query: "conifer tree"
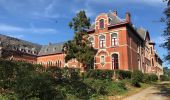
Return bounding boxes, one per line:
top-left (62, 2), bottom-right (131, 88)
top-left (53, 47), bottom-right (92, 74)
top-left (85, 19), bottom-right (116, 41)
top-left (162, 0), bottom-right (170, 62)
top-left (63, 10), bottom-right (96, 70)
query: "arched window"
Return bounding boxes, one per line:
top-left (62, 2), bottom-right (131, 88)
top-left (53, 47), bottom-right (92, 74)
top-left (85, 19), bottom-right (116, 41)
top-left (111, 53), bottom-right (119, 70)
top-left (99, 35), bottom-right (106, 48)
top-left (111, 33), bottom-right (118, 46)
top-left (89, 37), bottom-right (94, 47)
top-left (99, 19), bottom-right (104, 29)
top-left (100, 55), bottom-right (105, 66)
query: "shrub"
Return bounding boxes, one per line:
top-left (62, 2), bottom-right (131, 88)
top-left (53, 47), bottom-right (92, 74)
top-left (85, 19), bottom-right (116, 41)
top-left (116, 70), bottom-right (132, 79)
top-left (143, 74), bottom-right (151, 83)
top-left (160, 75), bottom-right (170, 81)
top-left (149, 74), bottom-right (158, 82)
top-left (83, 78), bottom-right (126, 96)
top-left (131, 70), bottom-right (143, 87)
top-left (85, 69), bottom-right (114, 80)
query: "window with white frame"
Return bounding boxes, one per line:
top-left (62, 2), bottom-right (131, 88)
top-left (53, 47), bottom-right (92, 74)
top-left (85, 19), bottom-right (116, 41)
top-left (100, 55), bottom-right (105, 65)
top-left (89, 37), bottom-right (94, 47)
top-left (111, 33), bottom-right (118, 46)
top-left (99, 35), bottom-right (106, 48)
top-left (99, 19), bottom-right (104, 29)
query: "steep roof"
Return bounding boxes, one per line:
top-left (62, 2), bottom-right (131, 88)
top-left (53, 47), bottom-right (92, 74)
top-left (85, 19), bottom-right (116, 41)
top-left (107, 11), bottom-right (124, 25)
top-left (89, 11), bottom-right (124, 30)
top-left (38, 42), bottom-right (65, 56)
top-left (0, 34), bottom-right (41, 55)
top-left (136, 28), bottom-right (147, 40)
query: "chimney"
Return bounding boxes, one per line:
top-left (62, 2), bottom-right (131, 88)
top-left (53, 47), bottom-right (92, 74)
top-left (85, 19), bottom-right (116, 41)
top-left (126, 12), bottom-right (131, 23)
top-left (113, 10), bottom-right (117, 16)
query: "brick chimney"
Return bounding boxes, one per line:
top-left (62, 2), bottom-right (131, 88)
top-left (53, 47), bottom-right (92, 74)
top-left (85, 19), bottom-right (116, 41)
top-left (126, 12), bottom-right (131, 23)
top-left (113, 10), bottom-right (117, 16)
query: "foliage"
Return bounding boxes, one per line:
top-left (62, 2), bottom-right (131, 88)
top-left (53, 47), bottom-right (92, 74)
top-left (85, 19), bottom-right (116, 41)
top-left (83, 78), bottom-right (127, 96)
top-left (143, 74), bottom-right (151, 83)
top-left (116, 70), bottom-right (132, 79)
top-left (0, 60), bottom-right (16, 90)
top-left (161, 0), bottom-right (170, 62)
top-left (160, 75), bottom-right (170, 81)
top-left (85, 69), bottom-right (114, 80)
top-left (149, 74), bottom-right (158, 82)
top-left (64, 10), bottom-right (96, 69)
top-left (163, 67), bottom-right (170, 76)
top-left (131, 70), bottom-right (143, 87)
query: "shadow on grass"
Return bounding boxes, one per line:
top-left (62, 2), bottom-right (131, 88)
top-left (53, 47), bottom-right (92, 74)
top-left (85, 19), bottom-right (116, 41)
top-left (152, 82), bottom-right (170, 98)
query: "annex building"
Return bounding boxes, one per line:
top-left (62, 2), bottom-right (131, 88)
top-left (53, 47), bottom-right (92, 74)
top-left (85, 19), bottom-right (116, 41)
top-left (0, 11), bottom-right (163, 76)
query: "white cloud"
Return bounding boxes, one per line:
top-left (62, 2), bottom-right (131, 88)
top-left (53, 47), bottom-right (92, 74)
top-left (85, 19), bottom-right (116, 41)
top-left (0, 24), bottom-right (58, 34)
top-left (86, 0), bottom-right (164, 6)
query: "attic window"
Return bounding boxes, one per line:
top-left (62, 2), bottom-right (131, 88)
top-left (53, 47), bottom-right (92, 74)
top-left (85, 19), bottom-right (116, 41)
top-left (108, 18), bottom-right (112, 24)
top-left (99, 19), bottom-right (104, 29)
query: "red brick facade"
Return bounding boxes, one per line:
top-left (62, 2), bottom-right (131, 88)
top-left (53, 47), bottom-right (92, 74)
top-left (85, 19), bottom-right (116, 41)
top-left (0, 11), bottom-right (163, 76)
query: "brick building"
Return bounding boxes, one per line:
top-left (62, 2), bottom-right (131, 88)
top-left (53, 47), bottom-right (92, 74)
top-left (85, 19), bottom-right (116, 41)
top-left (0, 11), bottom-right (163, 76)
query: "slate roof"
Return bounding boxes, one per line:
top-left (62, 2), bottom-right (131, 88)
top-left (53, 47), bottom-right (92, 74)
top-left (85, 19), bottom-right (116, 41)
top-left (90, 11), bottom-right (124, 30)
top-left (0, 34), bottom-right (42, 55)
top-left (136, 28), bottom-right (147, 40)
top-left (38, 42), bottom-right (65, 56)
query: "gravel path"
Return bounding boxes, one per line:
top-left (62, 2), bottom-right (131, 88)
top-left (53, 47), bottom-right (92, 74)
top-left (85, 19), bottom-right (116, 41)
top-left (123, 82), bottom-right (170, 100)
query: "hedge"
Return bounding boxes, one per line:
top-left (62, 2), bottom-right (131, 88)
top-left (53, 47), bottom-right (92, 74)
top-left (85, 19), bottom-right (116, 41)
top-left (85, 69), bottom-right (114, 80)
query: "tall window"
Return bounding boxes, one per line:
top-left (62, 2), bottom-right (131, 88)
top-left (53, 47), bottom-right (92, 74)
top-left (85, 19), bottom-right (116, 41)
top-left (100, 56), bottom-right (105, 65)
top-left (89, 37), bottom-right (94, 47)
top-left (111, 33), bottom-right (118, 46)
top-left (99, 19), bottom-right (104, 29)
top-left (151, 47), bottom-right (153, 54)
top-left (99, 35), bottom-right (106, 48)
top-left (112, 54), bottom-right (119, 70)
top-left (152, 58), bottom-right (154, 66)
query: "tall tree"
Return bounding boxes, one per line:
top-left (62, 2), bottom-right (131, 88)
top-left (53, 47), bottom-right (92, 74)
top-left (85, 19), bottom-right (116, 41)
top-left (63, 10), bottom-right (96, 71)
top-left (162, 0), bottom-right (170, 62)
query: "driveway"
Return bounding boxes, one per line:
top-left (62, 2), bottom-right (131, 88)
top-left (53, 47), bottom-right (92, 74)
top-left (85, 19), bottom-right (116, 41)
top-left (123, 82), bottom-right (170, 100)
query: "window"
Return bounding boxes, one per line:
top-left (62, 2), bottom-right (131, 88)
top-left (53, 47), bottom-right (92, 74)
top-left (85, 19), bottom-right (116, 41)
top-left (47, 61), bottom-right (52, 66)
top-left (89, 37), bottom-right (94, 47)
top-left (151, 47), bottom-right (153, 54)
top-left (112, 54), bottom-right (119, 70)
top-left (100, 56), bottom-right (105, 65)
top-left (111, 33), bottom-right (118, 46)
top-left (108, 18), bottom-right (112, 24)
top-left (99, 19), bottom-right (104, 29)
top-left (152, 58), bottom-right (154, 66)
top-left (137, 42), bottom-right (140, 53)
top-left (99, 35), bottom-right (106, 48)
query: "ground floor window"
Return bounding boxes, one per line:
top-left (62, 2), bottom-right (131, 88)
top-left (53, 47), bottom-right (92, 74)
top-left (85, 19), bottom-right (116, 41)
top-left (111, 53), bottom-right (119, 70)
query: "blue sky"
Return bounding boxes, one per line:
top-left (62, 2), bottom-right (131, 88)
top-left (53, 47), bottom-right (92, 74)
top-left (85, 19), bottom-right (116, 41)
top-left (0, 0), bottom-right (169, 67)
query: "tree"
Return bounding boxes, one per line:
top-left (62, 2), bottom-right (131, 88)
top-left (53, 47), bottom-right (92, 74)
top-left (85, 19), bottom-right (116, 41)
top-left (64, 10), bottom-right (96, 71)
top-left (162, 0), bottom-right (170, 62)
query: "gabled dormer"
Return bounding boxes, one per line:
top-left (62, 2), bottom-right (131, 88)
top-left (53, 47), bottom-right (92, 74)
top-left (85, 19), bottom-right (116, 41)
top-left (95, 13), bottom-right (108, 30)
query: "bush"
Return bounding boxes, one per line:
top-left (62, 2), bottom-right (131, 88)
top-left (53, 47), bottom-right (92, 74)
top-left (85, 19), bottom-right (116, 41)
top-left (160, 75), bottom-right (170, 81)
top-left (131, 70), bottom-right (143, 87)
top-left (149, 74), bottom-right (158, 82)
top-left (85, 69), bottom-right (113, 80)
top-left (143, 74), bottom-right (151, 83)
top-left (83, 78), bottom-right (126, 96)
top-left (116, 70), bottom-right (132, 79)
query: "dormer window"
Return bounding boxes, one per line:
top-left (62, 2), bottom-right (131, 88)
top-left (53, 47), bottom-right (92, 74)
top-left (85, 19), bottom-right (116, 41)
top-left (99, 19), bottom-right (104, 29)
top-left (108, 18), bottom-right (112, 24)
